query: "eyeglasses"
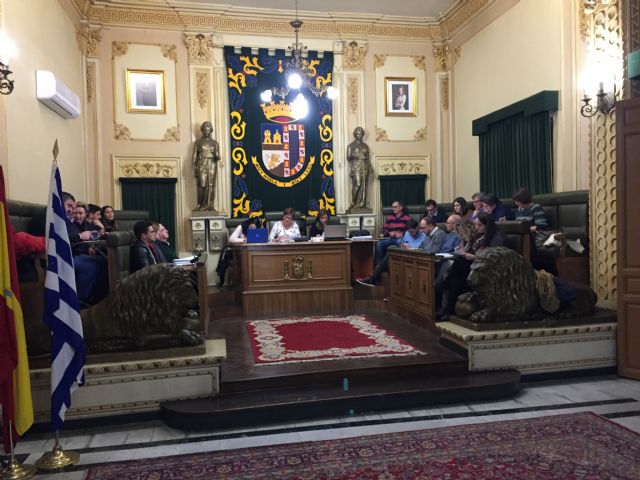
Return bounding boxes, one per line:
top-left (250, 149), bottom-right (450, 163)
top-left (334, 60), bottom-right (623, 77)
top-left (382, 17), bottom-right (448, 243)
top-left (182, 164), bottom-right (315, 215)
top-left (392, 204), bottom-right (401, 209)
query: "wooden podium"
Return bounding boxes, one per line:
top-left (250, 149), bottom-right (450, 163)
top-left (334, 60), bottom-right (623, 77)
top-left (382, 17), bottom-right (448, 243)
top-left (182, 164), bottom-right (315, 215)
top-left (232, 241), bottom-right (354, 317)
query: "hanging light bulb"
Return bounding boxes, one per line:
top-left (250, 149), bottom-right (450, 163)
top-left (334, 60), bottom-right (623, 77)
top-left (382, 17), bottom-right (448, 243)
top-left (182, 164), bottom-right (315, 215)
top-left (287, 72), bottom-right (303, 89)
top-left (326, 86), bottom-right (339, 100)
top-left (291, 92), bottom-right (309, 119)
top-left (260, 89), bottom-right (273, 102)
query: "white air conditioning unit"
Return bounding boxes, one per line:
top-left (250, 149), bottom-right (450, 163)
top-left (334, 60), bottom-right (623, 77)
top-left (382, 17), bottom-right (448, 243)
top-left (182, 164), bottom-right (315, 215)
top-left (36, 70), bottom-right (81, 119)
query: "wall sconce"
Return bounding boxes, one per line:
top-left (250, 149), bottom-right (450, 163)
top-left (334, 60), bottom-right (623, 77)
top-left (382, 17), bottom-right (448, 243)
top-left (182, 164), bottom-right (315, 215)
top-left (580, 83), bottom-right (616, 117)
top-left (0, 31), bottom-right (16, 95)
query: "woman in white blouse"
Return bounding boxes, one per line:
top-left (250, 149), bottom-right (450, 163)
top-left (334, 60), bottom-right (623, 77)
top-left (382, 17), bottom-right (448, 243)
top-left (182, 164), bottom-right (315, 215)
top-left (229, 217), bottom-right (262, 243)
top-left (269, 207), bottom-right (300, 242)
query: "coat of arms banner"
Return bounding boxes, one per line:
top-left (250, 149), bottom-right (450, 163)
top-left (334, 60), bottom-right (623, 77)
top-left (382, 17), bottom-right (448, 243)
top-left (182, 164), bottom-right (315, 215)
top-left (224, 46), bottom-right (335, 218)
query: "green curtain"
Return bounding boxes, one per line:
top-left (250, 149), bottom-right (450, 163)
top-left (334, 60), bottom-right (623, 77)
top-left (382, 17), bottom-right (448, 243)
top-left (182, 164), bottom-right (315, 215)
top-left (479, 111), bottom-right (553, 198)
top-left (379, 175), bottom-right (427, 208)
top-left (120, 178), bottom-right (177, 245)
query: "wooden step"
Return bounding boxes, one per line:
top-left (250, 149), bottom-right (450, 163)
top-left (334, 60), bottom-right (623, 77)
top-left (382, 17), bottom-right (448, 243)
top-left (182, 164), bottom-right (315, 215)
top-left (161, 369), bottom-right (521, 431)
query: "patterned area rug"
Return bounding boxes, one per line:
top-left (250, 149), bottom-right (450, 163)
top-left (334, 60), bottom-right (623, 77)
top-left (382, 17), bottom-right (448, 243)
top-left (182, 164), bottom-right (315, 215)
top-left (245, 315), bottom-right (422, 365)
top-left (85, 412), bottom-right (640, 479)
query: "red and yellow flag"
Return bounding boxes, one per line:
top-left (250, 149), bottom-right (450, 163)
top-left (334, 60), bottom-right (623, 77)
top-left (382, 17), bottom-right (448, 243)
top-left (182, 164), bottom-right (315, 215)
top-left (0, 166), bottom-right (33, 453)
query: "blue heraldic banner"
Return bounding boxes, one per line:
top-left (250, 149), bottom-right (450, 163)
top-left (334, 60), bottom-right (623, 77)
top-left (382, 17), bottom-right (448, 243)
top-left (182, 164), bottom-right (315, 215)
top-left (224, 46), bottom-right (335, 219)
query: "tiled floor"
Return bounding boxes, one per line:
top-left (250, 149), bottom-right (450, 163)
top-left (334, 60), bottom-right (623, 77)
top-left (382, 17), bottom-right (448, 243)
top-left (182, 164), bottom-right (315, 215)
top-left (4, 374), bottom-right (640, 479)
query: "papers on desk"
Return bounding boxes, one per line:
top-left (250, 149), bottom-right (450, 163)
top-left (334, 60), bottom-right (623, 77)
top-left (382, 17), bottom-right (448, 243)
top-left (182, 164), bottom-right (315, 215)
top-left (435, 253), bottom-right (454, 259)
top-left (350, 235), bottom-right (373, 241)
top-left (173, 255), bottom-right (195, 265)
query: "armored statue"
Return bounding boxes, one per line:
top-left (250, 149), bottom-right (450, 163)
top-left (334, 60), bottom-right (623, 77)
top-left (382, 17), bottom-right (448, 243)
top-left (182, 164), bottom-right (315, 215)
top-left (193, 121), bottom-right (221, 211)
top-left (346, 127), bottom-right (372, 212)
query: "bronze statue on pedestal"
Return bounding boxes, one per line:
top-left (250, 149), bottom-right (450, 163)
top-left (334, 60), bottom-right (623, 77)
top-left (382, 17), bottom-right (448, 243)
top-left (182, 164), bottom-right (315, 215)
top-left (347, 126), bottom-right (372, 213)
top-left (193, 121), bottom-right (221, 212)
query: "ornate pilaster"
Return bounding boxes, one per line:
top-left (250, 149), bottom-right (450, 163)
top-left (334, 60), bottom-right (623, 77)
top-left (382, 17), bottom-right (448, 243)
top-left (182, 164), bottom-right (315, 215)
top-left (433, 42), bottom-right (452, 72)
top-left (622, 0), bottom-right (640, 97)
top-left (184, 33), bottom-right (214, 65)
top-left (582, 0), bottom-right (622, 304)
top-left (76, 24), bottom-right (102, 58)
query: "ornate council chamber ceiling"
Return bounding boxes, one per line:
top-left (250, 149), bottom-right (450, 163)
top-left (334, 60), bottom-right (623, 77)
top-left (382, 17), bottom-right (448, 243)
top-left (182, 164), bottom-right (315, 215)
top-left (88, 0), bottom-right (460, 20)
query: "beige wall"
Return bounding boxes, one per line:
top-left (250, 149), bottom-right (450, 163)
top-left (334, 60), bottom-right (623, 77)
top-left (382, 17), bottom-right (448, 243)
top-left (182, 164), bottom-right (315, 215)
top-left (4, 0), bottom-right (84, 201)
top-left (452, 0), bottom-right (564, 198)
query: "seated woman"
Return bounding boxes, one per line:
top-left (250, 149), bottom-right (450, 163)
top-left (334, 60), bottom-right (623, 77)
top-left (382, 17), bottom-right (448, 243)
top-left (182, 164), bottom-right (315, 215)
top-left (452, 197), bottom-right (470, 219)
top-left (440, 213), bottom-right (506, 319)
top-left (229, 217), bottom-right (262, 244)
top-left (101, 205), bottom-right (118, 232)
top-left (512, 187), bottom-right (550, 248)
top-left (269, 207), bottom-right (300, 243)
top-left (309, 209), bottom-right (330, 237)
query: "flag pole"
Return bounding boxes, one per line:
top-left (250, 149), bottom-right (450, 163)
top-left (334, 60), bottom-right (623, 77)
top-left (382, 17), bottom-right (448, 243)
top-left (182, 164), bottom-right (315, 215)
top-left (0, 421), bottom-right (36, 480)
top-left (34, 140), bottom-right (82, 472)
top-left (34, 431), bottom-right (79, 471)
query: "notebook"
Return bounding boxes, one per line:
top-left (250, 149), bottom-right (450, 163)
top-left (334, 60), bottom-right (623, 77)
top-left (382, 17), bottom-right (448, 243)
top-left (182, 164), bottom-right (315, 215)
top-left (324, 223), bottom-right (347, 241)
top-left (247, 228), bottom-right (269, 243)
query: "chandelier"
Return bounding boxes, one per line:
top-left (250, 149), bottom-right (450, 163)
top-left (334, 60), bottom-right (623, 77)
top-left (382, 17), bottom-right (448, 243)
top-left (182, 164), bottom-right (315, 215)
top-left (260, 0), bottom-right (337, 118)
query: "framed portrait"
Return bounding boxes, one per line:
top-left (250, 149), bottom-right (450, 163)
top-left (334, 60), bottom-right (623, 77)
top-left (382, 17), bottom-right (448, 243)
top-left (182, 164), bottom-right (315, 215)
top-left (125, 69), bottom-right (166, 113)
top-left (385, 77), bottom-right (417, 117)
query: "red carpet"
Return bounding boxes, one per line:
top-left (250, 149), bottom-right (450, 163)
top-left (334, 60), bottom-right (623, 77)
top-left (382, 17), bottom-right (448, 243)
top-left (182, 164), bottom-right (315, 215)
top-left (246, 315), bottom-right (422, 365)
top-left (86, 412), bottom-right (640, 479)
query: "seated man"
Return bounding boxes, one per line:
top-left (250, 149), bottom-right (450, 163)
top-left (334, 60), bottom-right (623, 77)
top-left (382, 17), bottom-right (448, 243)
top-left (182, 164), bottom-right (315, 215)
top-left (481, 193), bottom-right (515, 222)
top-left (440, 214), bottom-right (462, 254)
top-left (153, 222), bottom-right (177, 262)
top-left (424, 199), bottom-right (448, 223)
top-left (62, 192), bottom-right (108, 306)
top-left (419, 216), bottom-right (446, 254)
top-left (375, 200), bottom-right (412, 264)
top-left (130, 220), bottom-right (166, 274)
top-left (87, 203), bottom-right (106, 233)
top-left (357, 219), bottom-right (424, 286)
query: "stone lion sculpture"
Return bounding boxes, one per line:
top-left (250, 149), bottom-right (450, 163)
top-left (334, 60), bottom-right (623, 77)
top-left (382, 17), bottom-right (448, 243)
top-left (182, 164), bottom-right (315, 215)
top-left (454, 247), bottom-right (597, 324)
top-left (26, 263), bottom-right (204, 355)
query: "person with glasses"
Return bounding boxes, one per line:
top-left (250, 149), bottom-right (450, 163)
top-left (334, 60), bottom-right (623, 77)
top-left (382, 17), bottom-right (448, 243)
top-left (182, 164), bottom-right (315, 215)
top-left (452, 197), bottom-right (470, 219)
top-left (440, 214), bottom-right (462, 253)
top-left (424, 199), bottom-right (447, 223)
top-left (375, 200), bottom-right (412, 264)
top-left (419, 216), bottom-right (446, 254)
top-left (470, 192), bottom-right (484, 221)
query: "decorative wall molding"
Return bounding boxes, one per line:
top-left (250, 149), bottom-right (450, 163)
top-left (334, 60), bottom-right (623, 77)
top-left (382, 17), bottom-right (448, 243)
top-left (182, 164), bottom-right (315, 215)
top-left (86, 62), bottom-right (96, 103)
top-left (118, 160), bottom-right (176, 178)
top-left (161, 44), bottom-right (178, 62)
top-left (440, 0), bottom-right (491, 37)
top-left (196, 72), bottom-right (209, 109)
top-left (184, 33), bottom-right (214, 64)
top-left (454, 46), bottom-right (461, 64)
top-left (583, 0), bottom-right (621, 303)
top-left (163, 126), bottom-right (180, 142)
top-left (413, 127), bottom-right (428, 142)
top-left (75, 24), bottom-right (102, 58)
top-left (112, 41), bottom-right (129, 58)
top-left (375, 155), bottom-right (429, 175)
top-left (343, 41), bottom-right (367, 70)
top-left (375, 126), bottom-right (389, 142)
top-left (114, 122), bottom-right (131, 140)
top-left (373, 54), bottom-right (387, 69)
top-left (412, 55), bottom-right (426, 71)
top-left (347, 77), bottom-right (359, 114)
top-left (433, 43), bottom-right (452, 72)
top-left (441, 76), bottom-right (449, 111)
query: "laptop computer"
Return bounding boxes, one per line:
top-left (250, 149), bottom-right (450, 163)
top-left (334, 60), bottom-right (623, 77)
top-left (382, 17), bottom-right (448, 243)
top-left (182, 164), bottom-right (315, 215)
top-left (324, 223), bottom-right (347, 241)
top-left (247, 228), bottom-right (269, 243)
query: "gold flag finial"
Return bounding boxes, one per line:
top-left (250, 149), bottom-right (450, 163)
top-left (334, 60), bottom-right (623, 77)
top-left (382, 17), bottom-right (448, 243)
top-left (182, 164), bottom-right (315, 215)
top-left (52, 140), bottom-right (59, 161)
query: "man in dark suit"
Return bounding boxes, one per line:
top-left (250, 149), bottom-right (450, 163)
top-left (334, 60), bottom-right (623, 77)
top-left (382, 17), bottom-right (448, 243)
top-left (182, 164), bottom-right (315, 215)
top-left (425, 199), bottom-right (448, 224)
top-left (130, 220), bottom-right (166, 274)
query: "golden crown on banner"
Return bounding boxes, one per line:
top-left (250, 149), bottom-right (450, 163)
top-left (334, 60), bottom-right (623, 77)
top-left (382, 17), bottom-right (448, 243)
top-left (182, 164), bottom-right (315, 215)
top-left (260, 100), bottom-right (295, 124)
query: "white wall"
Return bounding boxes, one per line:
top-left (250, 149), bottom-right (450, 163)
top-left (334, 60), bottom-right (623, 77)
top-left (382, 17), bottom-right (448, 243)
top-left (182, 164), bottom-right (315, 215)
top-left (4, 0), bottom-right (84, 202)
top-left (452, 0), bottom-right (562, 197)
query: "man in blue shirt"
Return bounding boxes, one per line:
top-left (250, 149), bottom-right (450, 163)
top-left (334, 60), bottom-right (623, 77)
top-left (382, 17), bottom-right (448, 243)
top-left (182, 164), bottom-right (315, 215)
top-left (439, 214), bottom-right (462, 253)
top-left (357, 219), bottom-right (423, 286)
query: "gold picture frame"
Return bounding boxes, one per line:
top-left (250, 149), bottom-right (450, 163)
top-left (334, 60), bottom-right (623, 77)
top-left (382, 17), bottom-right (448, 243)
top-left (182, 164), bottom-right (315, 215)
top-left (385, 77), bottom-right (417, 117)
top-left (125, 69), bottom-right (166, 113)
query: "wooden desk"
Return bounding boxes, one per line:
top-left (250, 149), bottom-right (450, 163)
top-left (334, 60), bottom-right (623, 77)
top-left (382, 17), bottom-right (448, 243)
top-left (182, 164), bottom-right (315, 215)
top-left (232, 241), bottom-right (353, 317)
top-left (388, 248), bottom-right (438, 327)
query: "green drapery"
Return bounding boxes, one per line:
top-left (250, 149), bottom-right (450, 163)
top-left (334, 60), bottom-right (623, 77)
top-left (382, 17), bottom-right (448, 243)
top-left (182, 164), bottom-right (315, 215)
top-left (224, 46), bottom-right (335, 218)
top-left (378, 175), bottom-right (428, 208)
top-left (474, 91), bottom-right (556, 198)
top-left (120, 178), bottom-right (177, 245)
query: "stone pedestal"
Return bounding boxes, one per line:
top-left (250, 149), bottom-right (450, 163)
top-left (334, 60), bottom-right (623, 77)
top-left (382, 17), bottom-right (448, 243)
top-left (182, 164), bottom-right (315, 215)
top-left (436, 322), bottom-right (616, 374)
top-left (30, 339), bottom-right (226, 422)
top-left (343, 213), bottom-right (376, 236)
top-left (190, 214), bottom-right (227, 285)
